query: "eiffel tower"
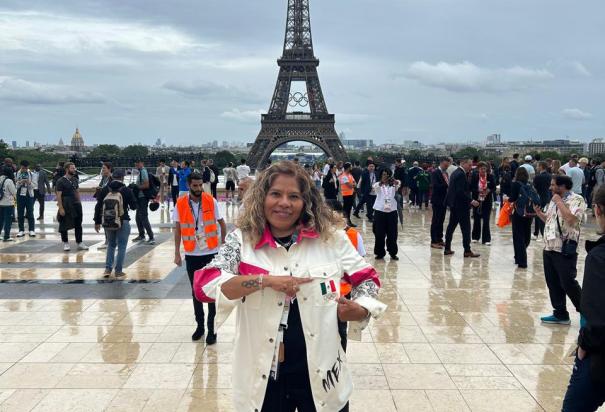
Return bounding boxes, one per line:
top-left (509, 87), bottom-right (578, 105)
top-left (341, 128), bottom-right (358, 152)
top-left (247, 0), bottom-right (348, 169)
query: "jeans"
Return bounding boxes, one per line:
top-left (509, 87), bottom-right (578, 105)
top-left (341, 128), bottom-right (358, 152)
top-left (444, 206), bottom-right (471, 252)
top-left (543, 250), bottom-right (581, 320)
top-left (105, 221), bottom-right (131, 273)
top-left (0, 206), bottom-right (13, 239)
top-left (562, 354), bottom-right (605, 411)
top-left (534, 215), bottom-right (545, 237)
top-left (34, 190), bottom-right (45, 218)
top-left (135, 197), bottom-right (154, 239)
top-left (16, 195), bottom-right (35, 232)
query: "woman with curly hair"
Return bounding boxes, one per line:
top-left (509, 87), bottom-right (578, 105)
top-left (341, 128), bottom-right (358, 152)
top-left (194, 161), bottom-right (385, 412)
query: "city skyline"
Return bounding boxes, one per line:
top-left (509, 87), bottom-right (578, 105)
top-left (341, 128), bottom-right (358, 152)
top-left (1, 0), bottom-right (603, 145)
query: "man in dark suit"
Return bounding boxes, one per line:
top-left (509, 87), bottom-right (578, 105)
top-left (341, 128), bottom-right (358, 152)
top-left (444, 158), bottom-right (480, 257)
top-left (168, 160), bottom-right (180, 208)
top-left (430, 158), bottom-right (451, 248)
top-left (353, 162), bottom-right (378, 221)
top-left (532, 161), bottom-right (552, 238)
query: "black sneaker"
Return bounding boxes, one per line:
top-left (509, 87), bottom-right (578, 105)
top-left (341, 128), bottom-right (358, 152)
top-left (352, 211), bottom-right (360, 219)
top-left (347, 221), bottom-right (357, 228)
top-left (206, 332), bottom-right (217, 345)
top-left (132, 236), bottom-right (145, 242)
top-left (192, 326), bottom-right (205, 341)
top-left (390, 255), bottom-right (399, 261)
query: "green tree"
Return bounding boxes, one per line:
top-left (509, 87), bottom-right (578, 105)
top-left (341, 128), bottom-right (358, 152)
top-left (0, 141), bottom-right (10, 160)
top-left (453, 146), bottom-right (484, 160)
top-left (212, 150), bottom-right (237, 170)
top-left (121, 145), bottom-right (149, 159)
top-left (87, 144), bottom-right (122, 159)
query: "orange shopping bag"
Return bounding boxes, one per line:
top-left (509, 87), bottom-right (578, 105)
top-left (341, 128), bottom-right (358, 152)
top-left (497, 201), bottom-right (512, 228)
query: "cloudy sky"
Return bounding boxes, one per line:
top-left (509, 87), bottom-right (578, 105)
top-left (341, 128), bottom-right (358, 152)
top-left (0, 0), bottom-right (603, 146)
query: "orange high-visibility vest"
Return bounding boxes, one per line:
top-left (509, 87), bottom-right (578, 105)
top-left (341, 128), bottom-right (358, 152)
top-left (176, 193), bottom-right (219, 252)
top-left (340, 227), bottom-right (360, 296)
top-left (345, 227), bottom-right (359, 251)
top-left (338, 173), bottom-right (354, 196)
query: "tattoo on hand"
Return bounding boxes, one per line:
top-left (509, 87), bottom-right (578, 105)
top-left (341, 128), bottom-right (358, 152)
top-left (242, 279), bottom-right (260, 289)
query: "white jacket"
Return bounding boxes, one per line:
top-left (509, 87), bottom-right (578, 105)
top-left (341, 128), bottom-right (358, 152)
top-left (195, 226), bottom-right (386, 412)
top-left (0, 176), bottom-right (17, 206)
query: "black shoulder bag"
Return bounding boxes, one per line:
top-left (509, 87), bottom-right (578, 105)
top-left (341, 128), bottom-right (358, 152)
top-left (556, 210), bottom-right (579, 257)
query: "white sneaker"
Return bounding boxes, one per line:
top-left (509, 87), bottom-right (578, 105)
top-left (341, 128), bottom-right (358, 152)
top-left (16, 231), bottom-right (25, 237)
top-left (63, 243), bottom-right (71, 251)
top-left (29, 231), bottom-right (36, 237)
top-left (531, 235), bottom-right (538, 240)
top-left (77, 243), bottom-right (89, 251)
top-left (485, 242), bottom-right (491, 246)
top-left (98, 243), bottom-right (108, 250)
top-left (472, 239), bottom-right (478, 243)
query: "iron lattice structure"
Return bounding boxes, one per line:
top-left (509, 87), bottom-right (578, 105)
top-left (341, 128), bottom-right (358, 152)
top-left (247, 0), bottom-right (347, 169)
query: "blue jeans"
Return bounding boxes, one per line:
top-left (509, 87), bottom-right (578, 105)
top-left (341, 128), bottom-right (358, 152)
top-left (105, 221), bottom-right (131, 273)
top-left (562, 353), bottom-right (605, 411)
top-left (17, 195), bottom-right (34, 232)
top-left (0, 206), bottom-right (13, 239)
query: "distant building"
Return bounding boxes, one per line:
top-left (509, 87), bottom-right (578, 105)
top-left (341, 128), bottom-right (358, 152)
top-left (11, 141), bottom-right (17, 149)
top-left (58, 138), bottom-right (65, 146)
top-left (70, 128), bottom-right (85, 152)
top-left (155, 138), bottom-right (162, 147)
top-left (589, 139), bottom-right (605, 157)
top-left (342, 139), bottom-right (374, 149)
top-left (25, 141), bottom-right (30, 147)
top-left (485, 134), bottom-right (501, 145)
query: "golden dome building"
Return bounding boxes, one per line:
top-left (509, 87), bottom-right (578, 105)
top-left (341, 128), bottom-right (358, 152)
top-left (70, 128), bottom-right (85, 152)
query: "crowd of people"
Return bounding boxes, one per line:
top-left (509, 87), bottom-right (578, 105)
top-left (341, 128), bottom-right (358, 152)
top-left (2, 152), bottom-right (605, 410)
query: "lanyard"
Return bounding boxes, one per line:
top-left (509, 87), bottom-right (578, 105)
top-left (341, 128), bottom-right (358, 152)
top-left (188, 196), bottom-right (202, 232)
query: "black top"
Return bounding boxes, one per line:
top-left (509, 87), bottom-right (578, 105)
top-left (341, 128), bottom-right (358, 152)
top-left (393, 166), bottom-right (406, 187)
top-left (322, 173), bottom-right (339, 200)
top-left (351, 166), bottom-right (362, 184)
top-left (406, 166), bottom-right (422, 189)
top-left (169, 167), bottom-right (180, 187)
top-left (358, 169), bottom-right (378, 195)
top-left (93, 181), bottom-right (138, 223)
top-left (445, 167), bottom-right (471, 210)
top-left (579, 235), bottom-right (605, 385)
top-left (510, 160), bottom-right (519, 176)
top-left (470, 173), bottom-right (497, 205)
top-left (533, 171), bottom-right (552, 206)
top-left (210, 165), bottom-right (220, 184)
top-left (430, 167), bottom-right (448, 206)
top-left (55, 176), bottom-right (79, 198)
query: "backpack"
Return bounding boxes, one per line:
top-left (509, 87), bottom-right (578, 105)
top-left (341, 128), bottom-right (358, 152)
top-left (143, 173), bottom-right (161, 199)
top-left (102, 190), bottom-right (124, 230)
top-left (515, 183), bottom-right (541, 218)
top-left (0, 176), bottom-right (6, 201)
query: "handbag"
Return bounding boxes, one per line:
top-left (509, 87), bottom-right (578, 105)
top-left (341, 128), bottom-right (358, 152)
top-left (556, 212), bottom-right (578, 257)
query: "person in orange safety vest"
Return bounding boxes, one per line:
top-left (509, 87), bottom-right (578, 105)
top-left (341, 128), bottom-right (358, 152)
top-left (174, 172), bottom-right (226, 345)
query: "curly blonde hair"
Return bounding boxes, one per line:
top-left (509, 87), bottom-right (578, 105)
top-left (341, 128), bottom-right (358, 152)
top-left (237, 161), bottom-right (340, 245)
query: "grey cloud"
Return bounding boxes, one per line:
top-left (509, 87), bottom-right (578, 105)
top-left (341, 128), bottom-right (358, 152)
top-left (162, 80), bottom-right (264, 104)
top-left (0, 77), bottom-right (106, 105)
top-left (404, 61), bottom-right (554, 94)
top-left (562, 108), bottom-right (593, 121)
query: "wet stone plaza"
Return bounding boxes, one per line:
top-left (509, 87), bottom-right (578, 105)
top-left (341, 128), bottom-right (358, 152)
top-left (0, 201), bottom-right (600, 411)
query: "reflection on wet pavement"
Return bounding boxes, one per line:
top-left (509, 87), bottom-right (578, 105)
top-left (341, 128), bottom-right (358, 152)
top-left (0, 205), bottom-right (600, 411)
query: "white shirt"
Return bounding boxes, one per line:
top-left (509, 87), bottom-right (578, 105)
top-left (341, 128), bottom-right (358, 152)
top-left (30, 171), bottom-right (39, 191)
top-left (172, 196), bottom-right (223, 256)
top-left (236, 164), bottom-right (250, 180)
top-left (197, 228), bottom-right (386, 412)
top-left (566, 166), bottom-right (585, 194)
top-left (372, 181), bottom-right (400, 213)
top-left (322, 164), bottom-right (331, 176)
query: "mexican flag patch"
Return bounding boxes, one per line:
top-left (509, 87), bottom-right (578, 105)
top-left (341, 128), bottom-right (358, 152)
top-left (320, 279), bottom-right (337, 295)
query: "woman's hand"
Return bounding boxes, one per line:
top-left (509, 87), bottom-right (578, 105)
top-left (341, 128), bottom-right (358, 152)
top-left (266, 276), bottom-right (313, 297)
top-left (578, 346), bottom-right (587, 360)
top-left (337, 297), bottom-right (369, 321)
